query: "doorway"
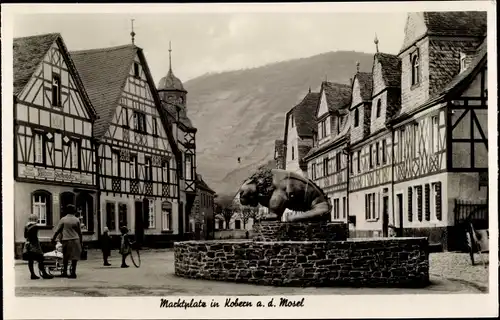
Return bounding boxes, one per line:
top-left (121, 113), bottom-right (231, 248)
top-left (382, 196), bottom-right (389, 237)
top-left (397, 194), bottom-right (404, 237)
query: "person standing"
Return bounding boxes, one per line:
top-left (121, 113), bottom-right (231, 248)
top-left (101, 227), bottom-right (112, 266)
top-left (51, 204), bottom-right (83, 278)
top-left (23, 214), bottom-right (53, 280)
top-left (119, 226), bottom-right (131, 268)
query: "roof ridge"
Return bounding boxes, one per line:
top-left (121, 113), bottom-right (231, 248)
top-left (14, 32), bottom-right (60, 41)
top-left (70, 44), bottom-right (137, 55)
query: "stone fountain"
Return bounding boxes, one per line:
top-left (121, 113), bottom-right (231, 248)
top-left (174, 168), bottom-right (429, 287)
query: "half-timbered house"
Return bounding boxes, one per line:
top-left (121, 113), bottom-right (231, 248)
top-left (348, 54), bottom-right (401, 238)
top-left (13, 33), bottom-right (98, 256)
top-left (387, 11), bottom-right (487, 250)
top-left (282, 90), bottom-right (320, 177)
top-left (190, 174), bottom-right (217, 240)
top-left (303, 81), bottom-right (352, 222)
top-left (157, 45), bottom-right (198, 238)
top-left (71, 43), bottom-right (182, 246)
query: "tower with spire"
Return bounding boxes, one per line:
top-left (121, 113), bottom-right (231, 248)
top-left (157, 41), bottom-right (188, 107)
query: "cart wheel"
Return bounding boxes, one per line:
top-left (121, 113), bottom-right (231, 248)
top-left (46, 267), bottom-right (53, 276)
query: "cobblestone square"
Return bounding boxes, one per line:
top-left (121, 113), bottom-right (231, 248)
top-left (15, 249), bottom-right (489, 296)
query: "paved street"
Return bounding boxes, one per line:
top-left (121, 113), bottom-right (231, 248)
top-left (15, 249), bottom-right (489, 296)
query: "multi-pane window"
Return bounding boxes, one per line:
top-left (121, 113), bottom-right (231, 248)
top-left (185, 154), bottom-right (193, 180)
top-left (124, 108), bottom-right (129, 127)
top-left (365, 193), bottom-right (376, 220)
top-left (162, 160), bottom-right (170, 183)
top-left (32, 192), bottom-right (48, 225)
top-left (323, 157), bottom-right (329, 176)
top-left (148, 199), bottom-right (155, 228)
top-left (411, 50), bottom-right (420, 86)
top-left (133, 111), bottom-right (147, 133)
top-left (400, 129), bottom-right (406, 161)
top-left (431, 116), bottom-right (439, 153)
top-left (162, 206), bottom-right (171, 231)
top-left (112, 151), bottom-right (120, 176)
top-left (311, 163), bottom-right (317, 180)
top-left (375, 142), bottom-right (380, 166)
top-left (34, 133), bottom-right (44, 164)
top-left (106, 202), bottom-right (116, 231)
top-left (118, 203), bottom-right (128, 227)
top-left (71, 141), bottom-right (80, 169)
top-left (321, 120), bottom-right (327, 138)
top-left (51, 74), bottom-right (61, 107)
top-left (333, 198), bottom-right (340, 220)
top-left (129, 156), bottom-right (137, 179)
top-left (350, 152), bottom-right (354, 174)
top-left (145, 157), bottom-right (152, 181)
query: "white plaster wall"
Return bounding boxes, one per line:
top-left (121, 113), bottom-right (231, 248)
top-left (349, 184), bottom-right (391, 232)
top-left (14, 182), bottom-right (98, 243)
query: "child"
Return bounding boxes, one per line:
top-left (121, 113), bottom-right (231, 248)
top-left (44, 241), bottom-right (64, 259)
top-left (23, 214), bottom-right (53, 279)
top-left (119, 226), bottom-right (131, 268)
top-left (101, 227), bottom-right (111, 266)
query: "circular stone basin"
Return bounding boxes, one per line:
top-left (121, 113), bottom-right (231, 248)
top-left (174, 221), bottom-right (429, 288)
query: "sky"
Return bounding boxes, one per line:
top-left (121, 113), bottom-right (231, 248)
top-left (13, 12), bottom-right (407, 84)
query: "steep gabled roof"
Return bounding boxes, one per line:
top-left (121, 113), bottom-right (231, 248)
top-left (374, 53), bottom-right (401, 88)
top-left (71, 44), bottom-right (137, 138)
top-left (196, 174), bottom-right (216, 194)
top-left (319, 81), bottom-right (352, 114)
top-left (14, 33), bottom-right (97, 120)
top-left (13, 33), bottom-right (59, 95)
top-left (355, 72), bottom-right (373, 101)
top-left (287, 91), bottom-right (321, 138)
top-left (424, 11), bottom-right (487, 37)
top-left (71, 44), bottom-right (181, 158)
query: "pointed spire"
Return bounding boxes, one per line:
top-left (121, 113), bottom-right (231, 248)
top-left (168, 41), bottom-right (172, 72)
top-left (356, 61), bottom-right (360, 73)
top-left (374, 33), bottom-right (379, 53)
top-left (130, 19), bottom-right (136, 45)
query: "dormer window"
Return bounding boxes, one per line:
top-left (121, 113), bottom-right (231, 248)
top-left (51, 74), bottom-right (61, 107)
top-left (290, 114), bottom-right (294, 128)
top-left (354, 108), bottom-right (360, 127)
top-left (411, 50), bottom-right (420, 86)
top-left (337, 117), bottom-right (341, 134)
top-left (376, 100), bottom-right (381, 118)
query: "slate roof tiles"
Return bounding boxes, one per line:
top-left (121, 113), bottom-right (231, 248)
top-left (355, 72), bottom-right (373, 101)
top-left (424, 11), bottom-right (487, 37)
top-left (71, 44), bottom-right (138, 138)
top-left (375, 53), bottom-right (401, 88)
top-left (13, 33), bottom-right (60, 96)
top-left (322, 82), bottom-right (352, 113)
top-left (290, 91), bottom-right (321, 138)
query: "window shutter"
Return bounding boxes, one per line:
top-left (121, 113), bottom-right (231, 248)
top-left (408, 187), bottom-right (413, 222)
top-left (365, 194), bottom-right (368, 220)
top-left (417, 186), bottom-right (423, 221)
top-left (424, 184), bottom-right (430, 221)
top-left (435, 182), bottom-right (442, 221)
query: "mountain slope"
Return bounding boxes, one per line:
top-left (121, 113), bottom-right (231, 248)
top-left (185, 50), bottom-right (374, 196)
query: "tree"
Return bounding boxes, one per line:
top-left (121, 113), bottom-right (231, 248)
top-left (240, 206), bottom-right (259, 229)
top-left (215, 194), bottom-right (235, 229)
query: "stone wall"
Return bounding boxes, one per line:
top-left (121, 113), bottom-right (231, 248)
top-left (252, 221), bottom-right (347, 242)
top-left (174, 237), bottom-right (430, 287)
